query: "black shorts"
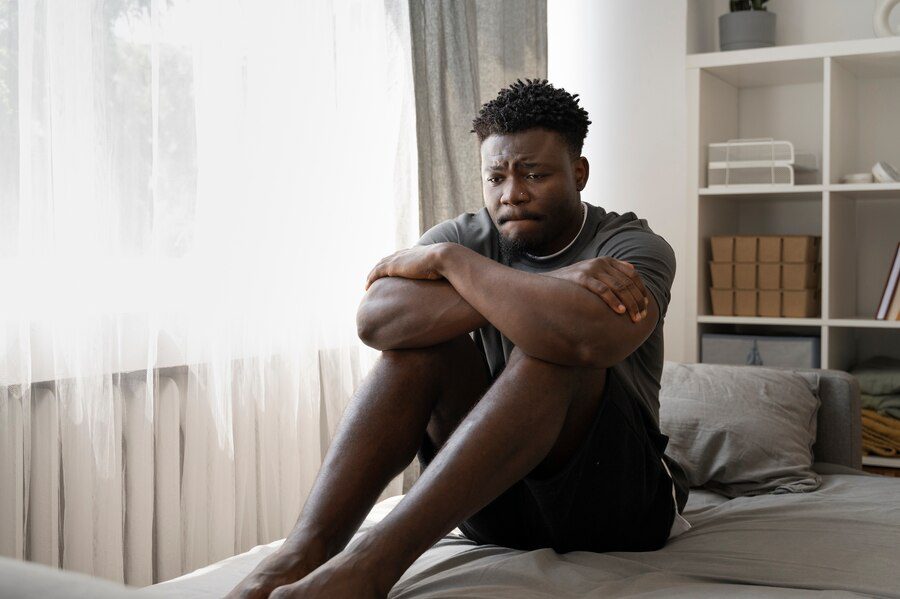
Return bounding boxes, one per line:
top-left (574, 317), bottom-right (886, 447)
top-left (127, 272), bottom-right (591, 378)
top-left (417, 369), bottom-right (677, 554)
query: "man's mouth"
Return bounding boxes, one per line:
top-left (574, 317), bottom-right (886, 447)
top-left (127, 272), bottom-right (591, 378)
top-left (500, 214), bottom-right (542, 224)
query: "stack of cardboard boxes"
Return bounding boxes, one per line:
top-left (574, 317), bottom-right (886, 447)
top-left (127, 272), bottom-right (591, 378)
top-left (709, 235), bottom-right (820, 317)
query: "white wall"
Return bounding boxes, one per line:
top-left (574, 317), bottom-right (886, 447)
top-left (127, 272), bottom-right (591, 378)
top-left (548, 0), bottom-right (692, 362)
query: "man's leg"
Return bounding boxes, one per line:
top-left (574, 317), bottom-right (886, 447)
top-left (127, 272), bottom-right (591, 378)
top-left (228, 334), bottom-right (492, 598)
top-left (272, 346), bottom-right (607, 598)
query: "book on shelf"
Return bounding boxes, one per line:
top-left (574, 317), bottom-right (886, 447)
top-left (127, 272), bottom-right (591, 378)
top-left (888, 281), bottom-right (900, 320)
top-left (876, 242), bottom-right (900, 320)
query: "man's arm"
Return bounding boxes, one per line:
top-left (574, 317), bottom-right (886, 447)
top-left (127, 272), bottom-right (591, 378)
top-left (361, 243), bottom-right (656, 368)
top-left (433, 243), bottom-right (657, 368)
top-left (356, 278), bottom-right (487, 350)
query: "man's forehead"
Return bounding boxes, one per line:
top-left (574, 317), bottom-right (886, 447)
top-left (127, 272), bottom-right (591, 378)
top-left (480, 131), bottom-right (564, 166)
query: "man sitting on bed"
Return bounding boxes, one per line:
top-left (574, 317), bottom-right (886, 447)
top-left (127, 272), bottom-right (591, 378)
top-left (229, 79), bottom-right (690, 599)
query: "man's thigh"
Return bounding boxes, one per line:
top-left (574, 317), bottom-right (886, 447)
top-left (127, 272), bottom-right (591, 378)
top-left (422, 340), bottom-right (603, 473)
top-left (450, 368), bottom-right (675, 553)
top-left (419, 334), bottom-right (492, 452)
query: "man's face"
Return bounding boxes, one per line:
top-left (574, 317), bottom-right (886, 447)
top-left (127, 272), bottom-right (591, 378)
top-left (481, 128), bottom-right (588, 258)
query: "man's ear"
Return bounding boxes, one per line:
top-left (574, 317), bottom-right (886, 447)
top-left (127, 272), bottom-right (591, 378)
top-left (574, 156), bottom-right (589, 192)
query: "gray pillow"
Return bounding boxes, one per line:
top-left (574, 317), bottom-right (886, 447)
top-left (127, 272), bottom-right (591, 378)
top-left (659, 362), bottom-right (821, 498)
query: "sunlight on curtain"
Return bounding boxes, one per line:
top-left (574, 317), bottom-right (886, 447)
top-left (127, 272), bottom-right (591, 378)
top-left (0, 0), bottom-right (418, 584)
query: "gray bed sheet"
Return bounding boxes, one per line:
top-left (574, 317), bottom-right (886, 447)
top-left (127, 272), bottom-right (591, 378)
top-left (142, 472), bottom-right (900, 598)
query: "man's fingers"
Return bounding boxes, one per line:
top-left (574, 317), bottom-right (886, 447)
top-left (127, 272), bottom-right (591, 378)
top-left (365, 261), bottom-right (388, 290)
top-left (599, 263), bottom-right (647, 321)
top-left (592, 266), bottom-right (644, 321)
top-left (588, 276), bottom-right (642, 321)
top-left (584, 276), bottom-right (627, 314)
top-left (608, 276), bottom-right (645, 321)
top-left (610, 260), bottom-right (650, 310)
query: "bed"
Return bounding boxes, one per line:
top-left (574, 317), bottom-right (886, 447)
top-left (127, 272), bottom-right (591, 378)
top-left (2, 365), bottom-right (899, 598)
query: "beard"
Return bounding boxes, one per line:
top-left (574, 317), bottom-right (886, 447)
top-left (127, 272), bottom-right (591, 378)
top-left (497, 216), bottom-right (564, 262)
top-left (498, 226), bottom-right (554, 262)
top-left (498, 233), bottom-right (529, 262)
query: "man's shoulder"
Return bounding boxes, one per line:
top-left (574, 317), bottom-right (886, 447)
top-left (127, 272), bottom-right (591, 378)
top-left (417, 208), bottom-right (496, 253)
top-left (587, 206), bottom-right (674, 261)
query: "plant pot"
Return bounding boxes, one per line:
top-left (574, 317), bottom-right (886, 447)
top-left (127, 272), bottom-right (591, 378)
top-left (719, 10), bottom-right (776, 51)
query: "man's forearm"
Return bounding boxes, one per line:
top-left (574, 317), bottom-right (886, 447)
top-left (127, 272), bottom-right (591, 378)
top-left (434, 243), bottom-right (641, 368)
top-left (357, 277), bottom-right (488, 350)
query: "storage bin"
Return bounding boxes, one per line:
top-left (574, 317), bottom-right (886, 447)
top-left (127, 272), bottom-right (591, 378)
top-left (709, 286), bottom-right (819, 317)
top-left (735, 236), bottom-right (758, 262)
top-left (757, 263), bottom-right (819, 290)
top-left (759, 236), bottom-right (782, 262)
top-left (758, 290), bottom-right (781, 317)
top-left (758, 263), bottom-right (781, 289)
top-left (701, 333), bottom-right (820, 368)
top-left (710, 288), bottom-right (734, 316)
top-left (783, 289), bottom-right (819, 317)
top-left (783, 236), bottom-right (819, 263)
top-left (711, 236), bottom-right (734, 262)
top-left (782, 263), bottom-right (818, 289)
top-left (708, 139), bottom-right (796, 163)
top-left (734, 263), bottom-right (758, 289)
top-left (735, 290), bottom-right (757, 316)
top-left (707, 164), bottom-right (795, 186)
top-left (706, 139), bottom-right (818, 187)
top-left (709, 262), bottom-right (734, 289)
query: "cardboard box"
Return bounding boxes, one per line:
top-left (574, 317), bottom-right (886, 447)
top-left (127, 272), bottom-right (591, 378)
top-left (783, 289), bottom-right (819, 317)
top-left (759, 236), bottom-right (782, 262)
top-left (735, 236), bottom-right (758, 262)
top-left (735, 290), bottom-right (757, 316)
top-left (710, 236), bottom-right (734, 262)
top-left (759, 290), bottom-right (781, 317)
top-left (782, 263), bottom-right (818, 290)
top-left (709, 262), bottom-right (734, 289)
top-left (782, 236), bottom-right (819, 263)
top-left (758, 263), bottom-right (781, 289)
top-left (709, 288), bottom-right (734, 316)
top-left (734, 263), bottom-right (758, 289)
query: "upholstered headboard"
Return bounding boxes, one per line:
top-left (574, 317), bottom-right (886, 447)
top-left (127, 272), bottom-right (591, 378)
top-left (789, 367), bottom-right (862, 470)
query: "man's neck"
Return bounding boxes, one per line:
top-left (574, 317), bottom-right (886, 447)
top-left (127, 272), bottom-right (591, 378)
top-left (526, 202), bottom-right (587, 261)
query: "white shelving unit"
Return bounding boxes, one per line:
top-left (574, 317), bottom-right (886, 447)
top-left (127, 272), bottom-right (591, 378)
top-left (686, 37), bottom-right (900, 373)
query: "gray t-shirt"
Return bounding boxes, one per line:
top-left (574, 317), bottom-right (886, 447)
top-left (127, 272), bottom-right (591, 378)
top-left (416, 202), bottom-right (675, 432)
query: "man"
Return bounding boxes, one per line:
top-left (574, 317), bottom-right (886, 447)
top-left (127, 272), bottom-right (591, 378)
top-left (230, 79), bottom-right (689, 599)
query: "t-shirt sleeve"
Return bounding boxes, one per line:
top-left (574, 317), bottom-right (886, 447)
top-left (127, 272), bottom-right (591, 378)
top-left (598, 230), bottom-right (676, 320)
top-left (416, 219), bottom-right (461, 246)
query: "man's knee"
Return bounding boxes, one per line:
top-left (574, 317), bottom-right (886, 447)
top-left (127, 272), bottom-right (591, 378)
top-left (381, 335), bottom-right (480, 372)
top-left (505, 347), bottom-right (605, 399)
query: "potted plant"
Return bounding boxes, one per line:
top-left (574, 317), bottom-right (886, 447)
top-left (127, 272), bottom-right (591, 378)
top-left (719, 0), bottom-right (776, 51)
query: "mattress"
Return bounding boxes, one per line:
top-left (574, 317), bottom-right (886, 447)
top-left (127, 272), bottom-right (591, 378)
top-left (139, 471), bottom-right (900, 598)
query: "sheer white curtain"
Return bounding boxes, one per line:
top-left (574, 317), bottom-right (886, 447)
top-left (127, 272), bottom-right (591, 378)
top-left (0, 0), bottom-right (418, 585)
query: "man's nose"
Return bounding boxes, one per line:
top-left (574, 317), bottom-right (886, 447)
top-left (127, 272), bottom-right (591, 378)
top-left (501, 179), bottom-right (529, 205)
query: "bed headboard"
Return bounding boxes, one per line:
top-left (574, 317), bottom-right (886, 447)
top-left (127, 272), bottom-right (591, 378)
top-left (782, 367), bottom-right (861, 470)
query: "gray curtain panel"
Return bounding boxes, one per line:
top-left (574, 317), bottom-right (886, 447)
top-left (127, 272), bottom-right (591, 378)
top-left (409, 0), bottom-right (548, 234)
top-left (400, 0), bottom-right (546, 493)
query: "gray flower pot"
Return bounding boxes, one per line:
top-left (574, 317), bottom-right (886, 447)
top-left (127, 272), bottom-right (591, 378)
top-left (719, 10), bottom-right (776, 51)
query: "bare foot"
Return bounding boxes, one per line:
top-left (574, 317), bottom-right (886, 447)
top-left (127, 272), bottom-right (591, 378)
top-left (225, 544), bottom-right (326, 599)
top-left (267, 545), bottom-right (397, 599)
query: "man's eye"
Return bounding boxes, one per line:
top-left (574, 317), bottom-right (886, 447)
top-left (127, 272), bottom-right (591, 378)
top-left (487, 177), bottom-right (502, 183)
top-left (526, 173), bottom-right (546, 180)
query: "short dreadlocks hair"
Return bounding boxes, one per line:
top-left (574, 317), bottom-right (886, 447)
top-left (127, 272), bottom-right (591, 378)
top-left (471, 79), bottom-right (591, 158)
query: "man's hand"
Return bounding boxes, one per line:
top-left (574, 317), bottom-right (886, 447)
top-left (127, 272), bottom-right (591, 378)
top-left (365, 245), bottom-right (446, 290)
top-left (545, 257), bottom-right (650, 323)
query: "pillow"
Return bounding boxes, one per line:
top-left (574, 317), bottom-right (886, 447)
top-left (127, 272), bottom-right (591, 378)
top-left (659, 362), bottom-right (821, 498)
